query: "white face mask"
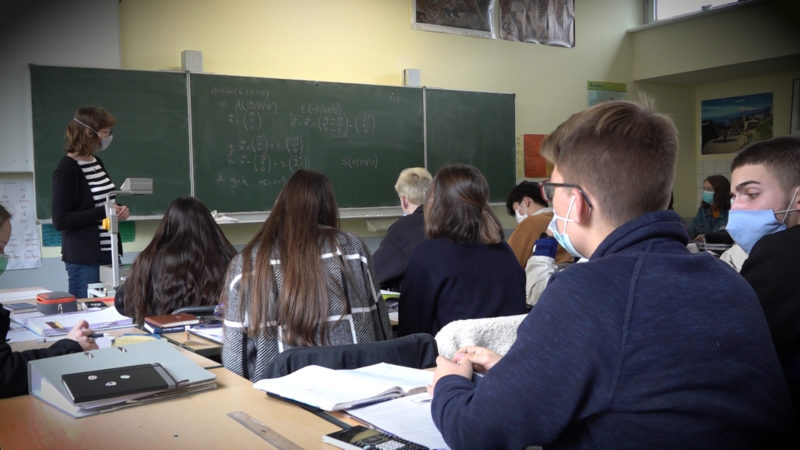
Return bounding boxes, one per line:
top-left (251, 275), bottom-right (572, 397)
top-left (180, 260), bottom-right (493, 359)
top-left (514, 204), bottom-right (527, 224)
top-left (73, 117), bottom-right (112, 152)
top-left (97, 134), bottom-right (113, 151)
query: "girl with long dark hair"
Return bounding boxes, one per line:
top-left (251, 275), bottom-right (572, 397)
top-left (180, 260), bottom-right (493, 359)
top-left (115, 196), bottom-right (236, 325)
top-left (222, 169), bottom-right (391, 381)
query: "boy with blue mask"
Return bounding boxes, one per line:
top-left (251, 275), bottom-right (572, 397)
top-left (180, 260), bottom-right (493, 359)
top-left (427, 100), bottom-right (794, 449)
top-left (728, 135), bottom-right (800, 422)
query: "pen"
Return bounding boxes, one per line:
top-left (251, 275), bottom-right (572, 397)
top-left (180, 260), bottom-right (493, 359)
top-left (89, 333), bottom-right (104, 338)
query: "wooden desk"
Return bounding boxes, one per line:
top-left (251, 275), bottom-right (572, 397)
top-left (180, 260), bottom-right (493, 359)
top-left (0, 364), bottom-right (343, 449)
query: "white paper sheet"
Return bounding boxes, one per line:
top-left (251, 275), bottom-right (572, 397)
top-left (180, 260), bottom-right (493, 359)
top-left (347, 392), bottom-right (449, 449)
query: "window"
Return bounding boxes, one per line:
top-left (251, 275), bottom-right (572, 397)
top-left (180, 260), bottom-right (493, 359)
top-left (644, 0), bottom-right (751, 24)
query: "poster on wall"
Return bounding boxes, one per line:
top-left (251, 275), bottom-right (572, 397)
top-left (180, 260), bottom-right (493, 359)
top-left (523, 134), bottom-right (550, 178)
top-left (413, 0), bottom-right (495, 38)
top-left (412, 0), bottom-right (575, 47)
top-left (701, 92), bottom-right (773, 155)
top-left (587, 81), bottom-right (627, 107)
top-left (497, 0), bottom-right (574, 47)
top-left (0, 178), bottom-right (42, 270)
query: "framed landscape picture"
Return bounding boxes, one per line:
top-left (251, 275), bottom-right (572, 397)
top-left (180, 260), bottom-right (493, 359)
top-left (701, 92), bottom-right (773, 155)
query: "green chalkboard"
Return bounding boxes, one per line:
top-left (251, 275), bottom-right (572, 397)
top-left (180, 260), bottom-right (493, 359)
top-left (425, 89), bottom-right (516, 203)
top-left (30, 65), bottom-right (190, 220)
top-left (190, 74), bottom-right (425, 210)
top-left (31, 66), bottom-right (515, 218)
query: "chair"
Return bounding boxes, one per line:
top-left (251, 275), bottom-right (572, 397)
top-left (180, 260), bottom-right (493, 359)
top-left (259, 333), bottom-right (438, 379)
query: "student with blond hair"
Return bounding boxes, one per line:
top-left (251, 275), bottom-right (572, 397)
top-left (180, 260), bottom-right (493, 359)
top-left (372, 167), bottom-right (432, 291)
top-left (429, 101), bottom-right (793, 448)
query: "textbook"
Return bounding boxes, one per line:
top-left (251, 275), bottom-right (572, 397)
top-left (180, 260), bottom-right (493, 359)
top-left (143, 312), bottom-right (199, 334)
top-left (144, 312), bottom-right (199, 328)
top-left (29, 340), bottom-right (217, 418)
top-left (253, 363), bottom-right (433, 411)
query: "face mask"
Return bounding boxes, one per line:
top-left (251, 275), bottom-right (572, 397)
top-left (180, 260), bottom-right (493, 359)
top-left (73, 117), bottom-right (112, 151)
top-left (726, 210), bottom-right (786, 254)
top-left (97, 134), bottom-right (113, 151)
top-left (727, 187), bottom-right (799, 253)
top-left (547, 196), bottom-right (585, 259)
top-left (0, 254), bottom-right (8, 277)
top-left (514, 205), bottom-right (527, 224)
top-left (702, 191), bottom-right (714, 205)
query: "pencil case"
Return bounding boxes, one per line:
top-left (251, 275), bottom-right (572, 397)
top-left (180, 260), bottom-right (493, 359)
top-left (36, 291), bottom-right (78, 315)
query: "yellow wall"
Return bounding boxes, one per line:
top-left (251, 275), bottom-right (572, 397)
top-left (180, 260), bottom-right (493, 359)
top-left (107, 0), bottom-right (640, 249)
top-left (86, 0), bottom-right (797, 252)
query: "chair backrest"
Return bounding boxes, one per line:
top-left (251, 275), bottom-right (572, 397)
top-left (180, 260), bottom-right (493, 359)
top-left (259, 333), bottom-right (438, 379)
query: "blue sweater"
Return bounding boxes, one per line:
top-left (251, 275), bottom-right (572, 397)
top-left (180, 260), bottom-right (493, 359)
top-left (432, 211), bottom-right (794, 449)
top-left (398, 239), bottom-right (526, 336)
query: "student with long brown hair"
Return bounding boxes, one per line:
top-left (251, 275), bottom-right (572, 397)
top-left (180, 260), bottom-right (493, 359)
top-left (114, 196), bottom-right (236, 325)
top-left (397, 164), bottom-right (526, 336)
top-left (221, 169), bottom-right (391, 381)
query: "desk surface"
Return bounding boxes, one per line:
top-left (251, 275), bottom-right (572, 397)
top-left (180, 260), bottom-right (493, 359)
top-left (0, 364), bottom-right (343, 449)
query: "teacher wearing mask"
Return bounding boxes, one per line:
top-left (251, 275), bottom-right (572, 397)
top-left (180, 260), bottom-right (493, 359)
top-left (52, 106), bottom-right (129, 299)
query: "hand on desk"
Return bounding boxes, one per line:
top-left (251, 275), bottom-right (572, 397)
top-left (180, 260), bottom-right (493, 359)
top-left (65, 320), bottom-right (98, 351)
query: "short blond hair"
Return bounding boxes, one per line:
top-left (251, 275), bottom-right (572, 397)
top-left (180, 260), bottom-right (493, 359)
top-left (394, 167), bottom-right (432, 205)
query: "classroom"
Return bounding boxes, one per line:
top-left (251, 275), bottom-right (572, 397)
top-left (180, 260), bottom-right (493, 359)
top-left (1, 0), bottom-right (799, 447)
top-left (0, 0), bottom-right (796, 289)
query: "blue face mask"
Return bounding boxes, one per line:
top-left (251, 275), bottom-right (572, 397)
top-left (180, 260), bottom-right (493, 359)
top-left (725, 210), bottom-right (786, 254)
top-left (547, 196), bottom-right (585, 259)
top-left (0, 254), bottom-right (8, 277)
top-left (702, 191), bottom-right (714, 205)
top-left (727, 187), bottom-right (799, 253)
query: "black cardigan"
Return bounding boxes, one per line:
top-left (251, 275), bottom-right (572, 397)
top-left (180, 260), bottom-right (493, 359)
top-left (51, 155), bottom-right (120, 265)
top-left (0, 308), bottom-right (82, 398)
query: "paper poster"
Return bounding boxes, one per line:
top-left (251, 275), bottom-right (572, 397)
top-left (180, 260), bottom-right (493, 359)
top-left (587, 81), bottom-right (627, 107)
top-left (523, 134), bottom-right (551, 178)
top-left (0, 178), bottom-right (42, 270)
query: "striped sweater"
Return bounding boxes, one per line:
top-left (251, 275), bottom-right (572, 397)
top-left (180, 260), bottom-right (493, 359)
top-left (221, 230), bottom-right (392, 381)
top-left (51, 155), bottom-right (118, 265)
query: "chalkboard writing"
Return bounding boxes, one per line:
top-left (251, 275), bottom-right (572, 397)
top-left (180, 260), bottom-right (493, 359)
top-left (191, 75), bottom-right (425, 210)
top-left (30, 66), bottom-right (515, 219)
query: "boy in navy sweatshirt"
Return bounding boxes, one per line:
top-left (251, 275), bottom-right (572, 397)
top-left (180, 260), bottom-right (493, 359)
top-left (429, 100), bottom-right (794, 449)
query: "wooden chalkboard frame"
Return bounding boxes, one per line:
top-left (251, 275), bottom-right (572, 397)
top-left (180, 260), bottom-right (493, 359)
top-left (30, 65), bottom-right (515, 221)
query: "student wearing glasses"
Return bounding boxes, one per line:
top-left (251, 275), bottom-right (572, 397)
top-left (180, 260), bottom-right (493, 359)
top-left (397, 164), bottom-right (526, 337)
top-left (428, 100), bottom-right (793, 449)
top-left (52, 106), bottom-right (129, 299)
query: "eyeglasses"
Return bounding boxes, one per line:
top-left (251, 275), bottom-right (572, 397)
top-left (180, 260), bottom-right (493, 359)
top-left (540, 180), bottom-right (593, 208)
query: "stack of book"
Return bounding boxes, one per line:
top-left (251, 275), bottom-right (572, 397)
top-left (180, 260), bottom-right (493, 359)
top-left (143, 312), bottom-right (200, 334)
